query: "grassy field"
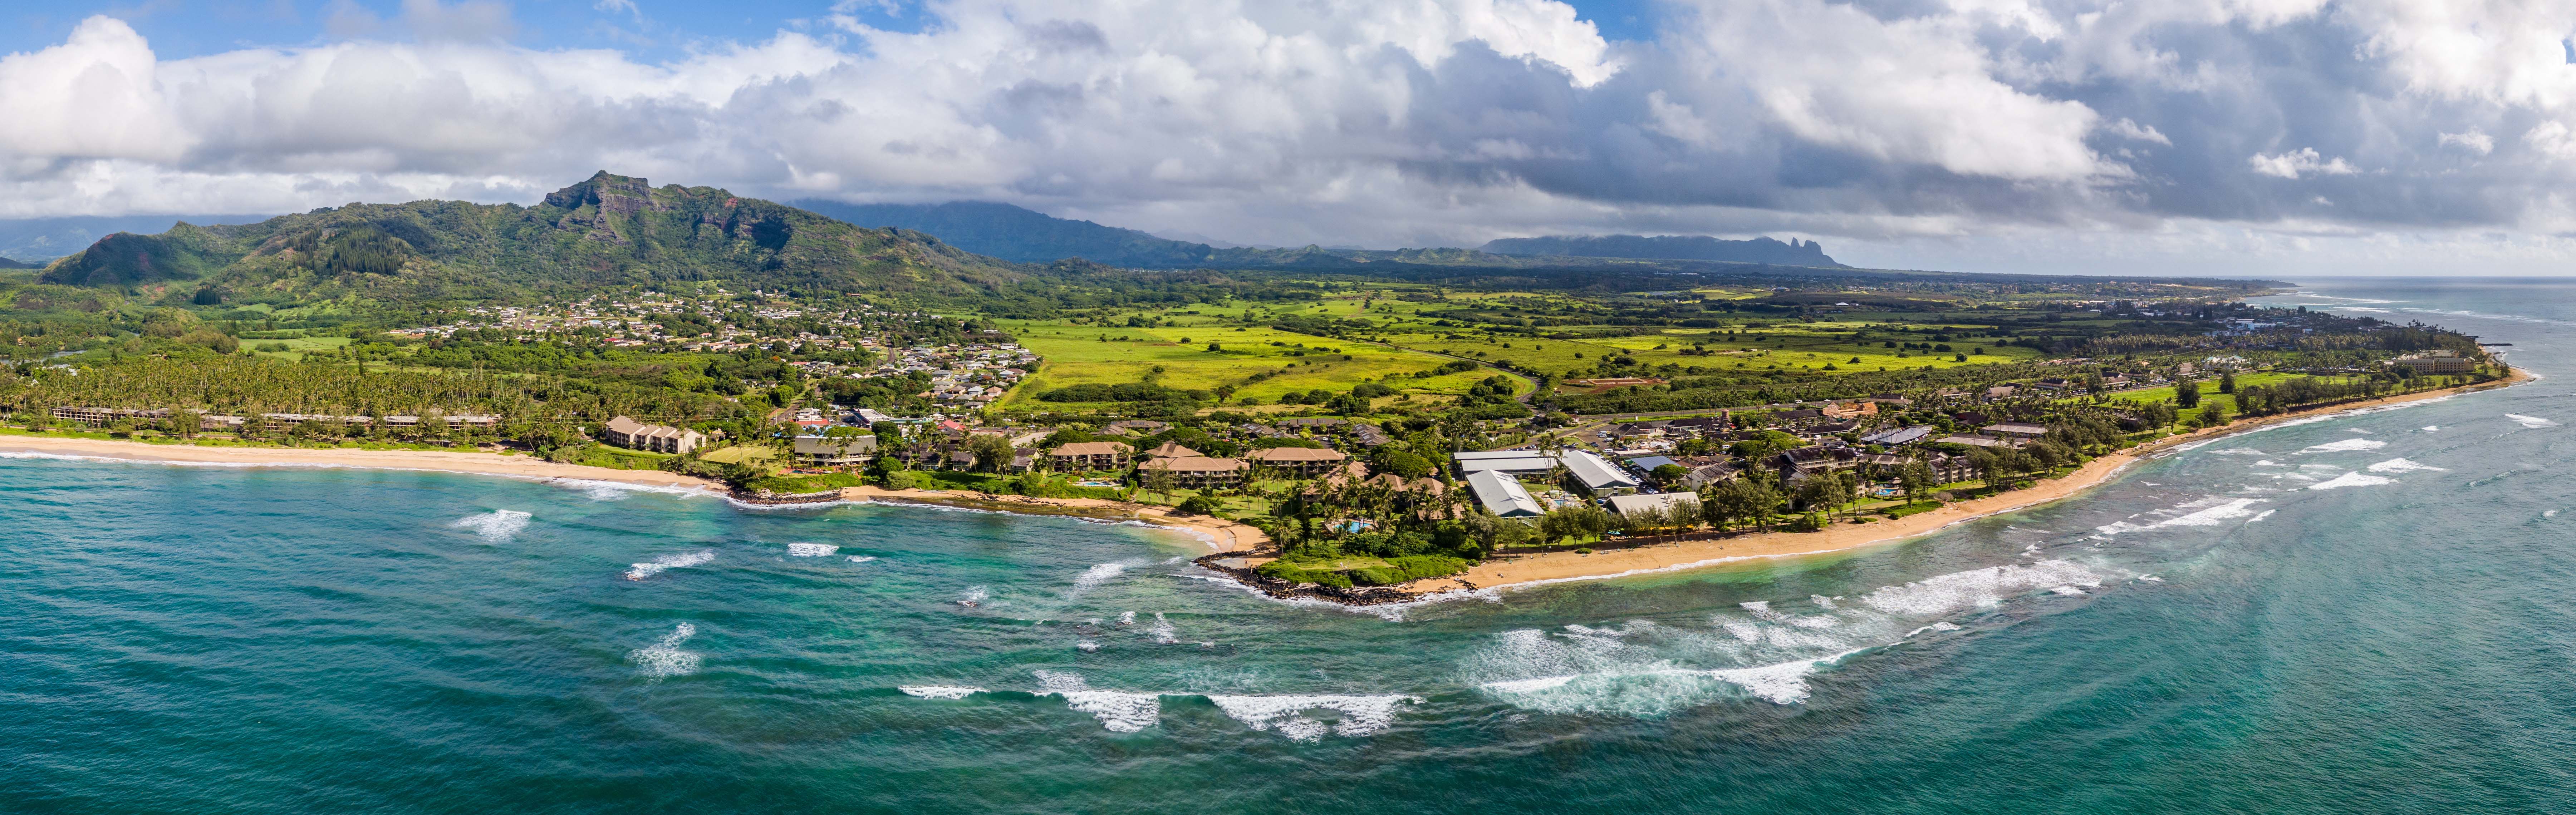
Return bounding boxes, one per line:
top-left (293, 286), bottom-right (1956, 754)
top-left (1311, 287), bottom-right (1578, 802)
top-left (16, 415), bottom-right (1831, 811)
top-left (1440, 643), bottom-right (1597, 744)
top-left (245, 336), bottom-right (351, 362)
top-left (994, 318), bottom-right (1489, 410)
top-left (2087, 372), bottom-right (2327, 420)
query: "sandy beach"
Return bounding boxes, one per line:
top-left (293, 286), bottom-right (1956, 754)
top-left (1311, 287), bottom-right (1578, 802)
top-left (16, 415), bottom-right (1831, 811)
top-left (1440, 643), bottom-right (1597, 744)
top-left (832, 485), bottom-right (1270, 552)
top-left (1399, 368), bottom-right (2532, 594)
top-left (0, 369), bottom-right (2512, 591)
top-left (0, 434), bottom-right (722, 490)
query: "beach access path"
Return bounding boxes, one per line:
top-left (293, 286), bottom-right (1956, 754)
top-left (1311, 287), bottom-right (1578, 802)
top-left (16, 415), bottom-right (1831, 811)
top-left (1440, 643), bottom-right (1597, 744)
top-left (1401, 368), bottom-right (2533, 594)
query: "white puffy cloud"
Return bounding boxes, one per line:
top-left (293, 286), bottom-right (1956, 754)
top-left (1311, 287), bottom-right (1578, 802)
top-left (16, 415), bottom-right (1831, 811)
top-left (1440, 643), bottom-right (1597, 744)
top-left (2248, 148), bottom-right (2359, 178)
top-left (14, 0), bottom-right (2576, 273)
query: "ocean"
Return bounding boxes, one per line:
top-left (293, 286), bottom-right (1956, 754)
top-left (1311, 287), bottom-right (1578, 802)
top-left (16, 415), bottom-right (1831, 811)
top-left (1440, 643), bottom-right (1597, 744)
top-left (7, 277), bottom-right (2576, 813)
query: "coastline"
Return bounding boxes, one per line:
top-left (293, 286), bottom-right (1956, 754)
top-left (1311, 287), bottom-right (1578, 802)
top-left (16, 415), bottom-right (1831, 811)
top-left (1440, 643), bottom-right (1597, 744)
top-left (0, 434), bottom-right (720, 490)
top-left (1399, 367), bottom-right (2533, 595)
top-left (0, 369), bottom-right (2515, 598)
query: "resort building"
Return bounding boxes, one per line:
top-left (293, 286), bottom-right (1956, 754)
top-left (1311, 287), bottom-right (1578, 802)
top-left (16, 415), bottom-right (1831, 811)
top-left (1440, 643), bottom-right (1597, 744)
top-left (2388, 350), bottom-right (2475, 375)
top-left (1934, 433), bottom-right (2010, 448)
top-left (1103, 420), bottom-right (1170, 436)
top-left (1604, 492), bottom-right (1700, 520)
top-left (1047, 441), bottom-right (1133, 470)
top-left (1453, 450), bottom-right (1560, 477)
top-left (1249, 445), bottom-right (1350, 476)
top-left (1860, 425), bottom-right (1934, 446)
top-left (792, 434), bottom-right (879, 467)
top-left (603, 416), bottom-right (705, 454)
top-left (1466, 469), bottom-right (1544, 518)
top-left (1982, 422), bottom-right (2050, 438)
top-left (1138, 456), bottom-right (1248, 488)
top-left (1144, 441), bottom-right (1202, 458)
top-left (1561, 450), bottom-right (1643, 495)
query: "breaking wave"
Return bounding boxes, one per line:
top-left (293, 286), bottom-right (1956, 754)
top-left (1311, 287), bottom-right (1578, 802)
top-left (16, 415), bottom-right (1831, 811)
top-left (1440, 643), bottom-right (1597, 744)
top-left (2308, 472), bottom-right (2395, 490)
top-left (2507, 414), bottom-right (2558, 428)
top-left (1072, 563), bottom-right (1128, 592)
top-left (1206, 694), bottom-right (1422, 741)
top-left (898, 685), bottom-right (983, 700)
top-left (785, 542), bottom-right (837, 557)
top-left (1466, 560), bottom-right (2102, 715)
top-left (627, 623), bottom-right (702, 678)
top-left (450, 509), bottom-right (531, 541)
top-left (1033, 670), bottom-right (1162, 733)
top-left (2366, 458), bottom-right (2446, 473)
top-left (623, 549), bottom-right (716, 581)
top-left (2095, 498), bottom-right (2266, 536)
top-left (2299, 439), bottom-right (2387, 454)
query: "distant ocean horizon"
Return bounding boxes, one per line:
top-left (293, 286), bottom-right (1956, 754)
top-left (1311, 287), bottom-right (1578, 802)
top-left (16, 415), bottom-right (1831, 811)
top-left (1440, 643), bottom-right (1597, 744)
top-left (8, 277), bottom-right (2576, 813)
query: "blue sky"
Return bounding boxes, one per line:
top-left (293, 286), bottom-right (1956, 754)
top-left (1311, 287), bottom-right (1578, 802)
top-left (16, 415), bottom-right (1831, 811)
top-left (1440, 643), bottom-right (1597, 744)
top-left (3, 1), bottom-right (1663, 61)
top-left (9, 0), bottom-right (2576, 276)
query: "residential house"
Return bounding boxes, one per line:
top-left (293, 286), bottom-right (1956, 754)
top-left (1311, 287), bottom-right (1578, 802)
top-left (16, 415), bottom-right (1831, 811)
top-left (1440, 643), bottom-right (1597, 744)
top-left (792, 434), bottom-right (879, 467)
top-left (1349, 425), bottom-right (1393, 447)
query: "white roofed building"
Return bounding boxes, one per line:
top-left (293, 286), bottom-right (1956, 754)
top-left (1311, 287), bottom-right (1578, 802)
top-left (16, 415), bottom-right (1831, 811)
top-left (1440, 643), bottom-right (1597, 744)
top-left (1466, 470), bottom-right (1544, 518)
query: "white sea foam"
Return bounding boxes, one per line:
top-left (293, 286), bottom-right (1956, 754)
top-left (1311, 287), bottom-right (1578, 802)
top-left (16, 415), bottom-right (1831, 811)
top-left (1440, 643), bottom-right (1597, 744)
top-left (2507, 414), bottom-right (2559, 428)
top-left (1205, 694), bottom-right (1423, 740)
top-left (2548, 510), bottom-right (2560, 518)
top-left (1477, 650), bottom-right (1863, 710)
top-left (623, 549), bottom-right (716, 580)
top-left (785, 542), bottom-right (837, 557)
top-left (898, 685), bottom-right (983, 700)
top-left (1857, 559), bottom-right (2102, 615)
top-left (1073, 563), bottom-right (1127, 591)
top-left (2208, 448), bottom-right (2268, 456)
top-left (2249, 510), bottom-right (2276, 523)
top-left (1076, 639), bottom-right (1100, 652)
top-left (627, 623), bottom-right (702, 678)
top-left (1903, 621), bottom-right (1963, 637)
top-left (2308, 472), bottom-right (2395, 490)
top-left (1033, 670), bottom-right (1161, 733)
top-left (1148, 613), bottom-right (1178, 644)
top-left (2366, 458), bottom-right (2446, 473)
top-left (1117, 611), bottom-right (1137, 626)
top-left (547, 478), bottom-right (715, 501)
top-left (450, 509), bottom-right (531, 541)
top-left (2423, 425), bottom-right (2439, 431)
top-left (959, 586), bottom-right (990, 606)
top-left (2299, 439), bottom-right (2388, 453)
top-left (847, 555), bottom-right (876, 563)
top-left (2095, 498), bottom-right (2266, 536)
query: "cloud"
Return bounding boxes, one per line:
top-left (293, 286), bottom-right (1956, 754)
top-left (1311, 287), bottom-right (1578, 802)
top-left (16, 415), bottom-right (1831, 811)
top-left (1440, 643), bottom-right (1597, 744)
top-left (10, 0), bottom-right (2576, 273)
top-left (2248, 148), bottom-right (2359, 179)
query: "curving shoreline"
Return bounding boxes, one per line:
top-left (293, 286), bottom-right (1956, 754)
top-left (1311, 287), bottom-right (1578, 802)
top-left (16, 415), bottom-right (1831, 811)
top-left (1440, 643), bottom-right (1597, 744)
top-left (1398, 368), bottom-right (2532, 596)
top-left (0, 369), bottom-right (2518, 601)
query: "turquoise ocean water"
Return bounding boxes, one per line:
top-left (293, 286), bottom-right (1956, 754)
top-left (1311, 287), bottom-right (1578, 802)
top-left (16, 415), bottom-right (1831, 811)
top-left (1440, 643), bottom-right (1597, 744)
top-left (9, 278), bottom-right (2576, 813)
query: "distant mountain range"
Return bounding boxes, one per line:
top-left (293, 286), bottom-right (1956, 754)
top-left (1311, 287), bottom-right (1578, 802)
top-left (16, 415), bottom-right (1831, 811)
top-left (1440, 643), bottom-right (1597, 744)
top-left (1480, 234), bottom-right (1841, 266)
top-left (1, 215), bottom-right (281, 263)
top-left (35, 172), bottom-right (1019, 302)
top-left (794, 199), bottom-right (1848, 270)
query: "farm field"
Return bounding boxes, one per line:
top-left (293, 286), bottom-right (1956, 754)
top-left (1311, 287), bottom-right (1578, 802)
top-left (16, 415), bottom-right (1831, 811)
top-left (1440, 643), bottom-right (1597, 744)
top-left (993, 318), bottom-right (1491, 410)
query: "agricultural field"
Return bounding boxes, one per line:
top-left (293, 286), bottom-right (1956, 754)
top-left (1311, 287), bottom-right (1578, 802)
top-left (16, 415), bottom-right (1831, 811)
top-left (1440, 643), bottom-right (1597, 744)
top-left (993, 318), bottom-right (1492, 411)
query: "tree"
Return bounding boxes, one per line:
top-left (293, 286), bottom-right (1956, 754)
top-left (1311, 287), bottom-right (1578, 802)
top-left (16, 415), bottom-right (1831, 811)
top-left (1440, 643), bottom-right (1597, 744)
top-left (1650, 463), bottom-right (1689, 486)
top-left (2219, 370), bottom-right (2237, 394)
top-left (1213, 384), bottom-right (1237, 404)
top-left (1372, 448), bottom-right (1433, 479)
top-left (2195, 402), bottom-right (2229, 428)
top-left (2174, 377), bottom-right (2200, 409)
top-left (967, 434), bottom-right (1014, 472)
top-left (170, 410), bottom-right (202, 440)
top-left (1898, 460), bottom-right (1935, 503)
top-left (1141, 464), bottom-right (1179, 500)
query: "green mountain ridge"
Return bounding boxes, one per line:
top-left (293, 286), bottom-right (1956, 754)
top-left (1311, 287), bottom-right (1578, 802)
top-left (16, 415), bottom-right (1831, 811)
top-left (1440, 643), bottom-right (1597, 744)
top-left (39, 172), bottom-right (1025, 304)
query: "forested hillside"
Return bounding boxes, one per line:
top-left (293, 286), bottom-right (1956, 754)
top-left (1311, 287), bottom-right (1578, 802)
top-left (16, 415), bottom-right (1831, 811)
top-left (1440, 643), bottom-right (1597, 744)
top-left (35, 172), bottom-right (1026, 306)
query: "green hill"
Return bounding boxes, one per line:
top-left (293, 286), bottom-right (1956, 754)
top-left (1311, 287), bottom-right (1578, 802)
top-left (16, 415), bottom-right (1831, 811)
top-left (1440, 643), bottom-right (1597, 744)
top-left (38, 172), bottom-right (1026, 303)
